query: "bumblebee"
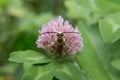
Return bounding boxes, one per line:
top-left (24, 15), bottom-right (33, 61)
top-left (40, 31), bottom-right (79, 57)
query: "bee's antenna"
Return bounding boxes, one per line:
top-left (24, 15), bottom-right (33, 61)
top-left (63, 32), bottom-right (79, 34)
top-left (40, 32), bottom-right (57, 35)
top-left (40, 31), bottom-right (79, 35)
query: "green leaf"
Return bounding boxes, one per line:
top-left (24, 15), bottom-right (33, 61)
top-left (111, 59), bottom-right (120, 70)
top-left (23, 63), bottom-right (33, 72)
top-left (77, 22), bottom-right (112, 80)
top-left (96, 0), bottom-right (120, 15)
top-left (64, 0), bottom-right (100, 24)
top-left (74, 0), bottom-right (120, 15)
top-left (50, 59), bottom-right (84, 80)
top-left (64, 0), bottom-right (88, 19)
top-left (99, 12), bottom-right (120, 43)
top-left (73, 0), bottom-right (99, 11)
top-left (65, 0), bottom-right (120, 24)
top-left (8, 50), bottom-right (51, 64)
top-left (23, 64), bottom-right (53, 80)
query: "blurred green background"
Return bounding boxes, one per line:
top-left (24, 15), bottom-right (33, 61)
top-left (0, 0), bottom-right (120, 80)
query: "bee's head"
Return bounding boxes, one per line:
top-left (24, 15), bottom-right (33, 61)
top-left (56, 32), bottom-right (64, 39)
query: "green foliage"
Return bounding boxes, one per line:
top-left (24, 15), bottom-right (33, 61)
top-left (111, 59), bottom-right (120, 70)
top-left (8, 51), bottom-right (84, 80)
top-left (99, 12), bottom-right (120, 43)
top-left (23, 64), bottom-right (53, 80)
top-left (8, 50), bottom-right (51, 64)
top-left (64, 0), bottom-right (88, 19)
top-left (77, 23), bottom-right (112, 80)
top-left (50, 59), bottom-right (83, 80)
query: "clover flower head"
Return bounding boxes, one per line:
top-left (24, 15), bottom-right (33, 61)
top-left (36, 16), bottom-right (83, 56)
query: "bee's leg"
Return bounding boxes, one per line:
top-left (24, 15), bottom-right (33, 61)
top-left (63, 44), bottom-right (70, 56)
top-left (48, 42), bottom-right (56, 55)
